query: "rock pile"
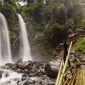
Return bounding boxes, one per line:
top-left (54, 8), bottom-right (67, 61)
top-left (0, 60), bottom-right (59, 85)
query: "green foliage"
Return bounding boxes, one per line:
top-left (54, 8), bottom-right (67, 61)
top-left (23, 0), bottom-right (84, 55)
top-left (73, 37), bottom-right (85, 51)
top-left (44, 23), bottom-right (68, 48)
top-left (1, 0), bottom-right (16, 13)
top-left (67, 18), bottom-right (75, 32)
top-left (0, 0), bottom-right (19, 56)
top-left (0, 0), bottom-right (84, 56)
top-left (23, 2), bottom-right (44, 23)
top-left (44, 3), bottom-right (66, 23)
top-left (0, 0), bottom-right (17, 27)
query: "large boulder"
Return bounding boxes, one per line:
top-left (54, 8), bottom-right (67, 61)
top-left (0, 70), bottom-right (3, 78)
top-left (45, 63), bottom-right (59, 78)
top-left (16, 59), bottom-right (32, 69)
top-left (5, 63), bottom-right (16, 70)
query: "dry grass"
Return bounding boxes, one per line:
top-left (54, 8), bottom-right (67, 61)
top-left (75, 68), bottom-right (85, 85)
top-left (55, 41), bottom-right (85, 85)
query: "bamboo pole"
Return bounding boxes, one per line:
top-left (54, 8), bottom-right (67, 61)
top-left (55, 61), bottom-right (63, 85)
top-left (58, 41), bottom-right (73, 85)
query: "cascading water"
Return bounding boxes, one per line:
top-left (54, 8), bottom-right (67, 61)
top-left (17, 14), bottom-right (32, 61)
top-left (0, 13), bottom-right (12, 65)
top-left (44, 0), bottom-right (46, 4)
top-left (0, 29), bottom-right (1, 64)
top-left (0, 13), bottom-right (22, 85)
top-left (0, 69), bottom-right (22, 85)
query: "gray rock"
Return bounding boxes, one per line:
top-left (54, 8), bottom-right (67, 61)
top-left (45, 63), bottom-right (58, 78)
top-left (0, 70), bottom-right (3, 78)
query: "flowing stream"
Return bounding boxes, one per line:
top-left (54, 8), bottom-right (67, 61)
top-left (0, 68), bottom-right (22, 85)
top-left (17, 14), bottom-right (32, 61)
top-left (0, 13), bottom-right (12, 65)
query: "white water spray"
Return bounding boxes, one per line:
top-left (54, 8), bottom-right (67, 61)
top-left (0, 29), bottom-right (1, 64)
top-left (17, 14), bottom-right (32, 61)
top-left (44, 0), bottom-right (46, 4)
top-left (0, 13), bottom-right (12, 65)
top-left (0, 69), bottom-right (22, 85)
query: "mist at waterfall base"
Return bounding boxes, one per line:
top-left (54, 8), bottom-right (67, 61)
top-left (0, 68), bottom-right (22, 85)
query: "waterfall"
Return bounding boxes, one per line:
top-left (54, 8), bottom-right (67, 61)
top-left (44, 0), bottom-right (46, 4)
top-left (17, 14), bottom-right (32, 61)
top-left (0, 30), bottom-right (1, 64)
top-left (0, 13), bottom-right (12, 65)
top-left (34, 0), bottom-right (36, 3)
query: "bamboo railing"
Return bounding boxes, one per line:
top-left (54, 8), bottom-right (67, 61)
top-left (55, 42), bottom-right (73, 85)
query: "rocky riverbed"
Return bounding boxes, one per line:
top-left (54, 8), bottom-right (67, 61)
top-left (0, 60), bottom-right (60, 85)
top-left (0, 51), bottom-right (84, 85)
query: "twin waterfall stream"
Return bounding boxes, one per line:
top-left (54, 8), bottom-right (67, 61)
top-left (0, 13), bottom-right (32, 65)
top-left (0, 13), bottom-right (12, 65)
top-left (17, 14), bottom-right (32, 61)
top-left (0, 13), bottom-right (32, 85)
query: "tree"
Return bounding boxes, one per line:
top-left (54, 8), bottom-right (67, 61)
top-left (44, 23), bottom-right (68, 48)
top-left (0, 1), bottom-right (2, 11)
top-left (1, 0), bottom-right (17, 16)
top-left (41, 0), bottom-right (84, 53)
